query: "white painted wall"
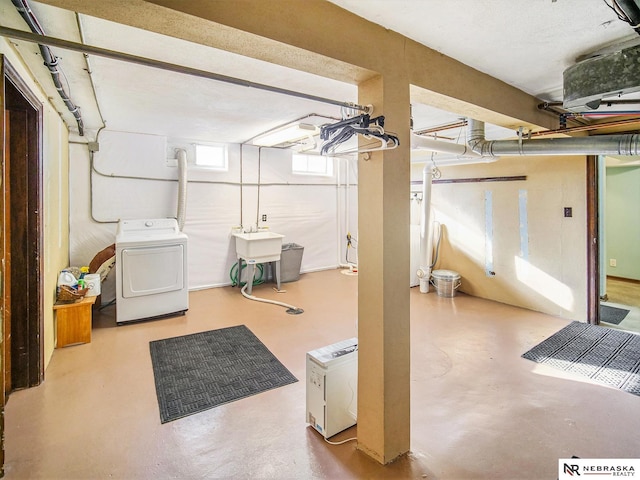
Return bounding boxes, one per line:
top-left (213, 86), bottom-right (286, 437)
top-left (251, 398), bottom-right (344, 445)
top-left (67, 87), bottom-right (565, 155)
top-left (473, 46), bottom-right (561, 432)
top-left (69, 130), bottom-right (357, 300)
top-left (70, 129), bottom-right (589, 321)
top-left (411, 155), bottom-right (588, 321)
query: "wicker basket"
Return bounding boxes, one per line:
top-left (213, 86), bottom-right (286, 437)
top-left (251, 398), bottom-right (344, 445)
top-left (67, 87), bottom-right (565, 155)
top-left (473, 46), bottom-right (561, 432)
top-left (56, 285), bottom-right (89, 304)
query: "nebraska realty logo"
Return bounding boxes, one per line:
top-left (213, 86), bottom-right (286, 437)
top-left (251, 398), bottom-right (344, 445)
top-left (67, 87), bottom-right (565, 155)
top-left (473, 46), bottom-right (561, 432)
top-left (559, 458), bottom-right (639, 478)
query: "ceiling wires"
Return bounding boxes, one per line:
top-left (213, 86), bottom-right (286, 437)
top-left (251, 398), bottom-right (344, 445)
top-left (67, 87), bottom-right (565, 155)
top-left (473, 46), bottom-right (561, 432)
top-left (320, 113), bottom-right (400, 156)
top-left (603, 0), bottom-right (640, 34)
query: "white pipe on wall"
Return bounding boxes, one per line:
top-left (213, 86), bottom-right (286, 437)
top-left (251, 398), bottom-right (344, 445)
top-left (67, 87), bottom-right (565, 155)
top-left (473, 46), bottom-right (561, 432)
top-left (344, 157), bottom-right (356, 267)
top-left (417, 163), bottom-right (433, 293)
top-left (336, 156), bottom-right (342, 266)
top-left (412, 135), bottom-right (499, 294)
top-left (176, 148), bottom-right (188, 231)
top-left (411, 134), bottom-right (482, 157)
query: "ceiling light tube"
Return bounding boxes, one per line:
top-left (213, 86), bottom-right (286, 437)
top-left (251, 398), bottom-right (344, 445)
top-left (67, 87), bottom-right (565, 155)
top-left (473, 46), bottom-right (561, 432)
top-left (252, 123), bottom-right (319, 147)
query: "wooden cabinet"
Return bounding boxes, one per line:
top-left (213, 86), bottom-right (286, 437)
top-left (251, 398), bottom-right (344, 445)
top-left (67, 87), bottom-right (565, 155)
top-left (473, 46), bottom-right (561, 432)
top-left (54, 296), bottom-right (97, 347)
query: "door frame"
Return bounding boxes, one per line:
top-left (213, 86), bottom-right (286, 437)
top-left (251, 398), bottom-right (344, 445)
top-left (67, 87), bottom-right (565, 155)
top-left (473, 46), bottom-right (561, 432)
top-left (0, 54), bottom-right (45, 478)
top-left (1, 56), bottom-right (45, 388)
top-left (586, 154), bottom-right (600, 325)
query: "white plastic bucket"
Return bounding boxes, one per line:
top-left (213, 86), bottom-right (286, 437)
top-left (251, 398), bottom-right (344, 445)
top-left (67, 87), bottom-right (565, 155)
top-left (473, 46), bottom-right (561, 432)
top-left (430, 269), bottom-right (461, 297)
top-left (84, 273), bottom-right (101, 297)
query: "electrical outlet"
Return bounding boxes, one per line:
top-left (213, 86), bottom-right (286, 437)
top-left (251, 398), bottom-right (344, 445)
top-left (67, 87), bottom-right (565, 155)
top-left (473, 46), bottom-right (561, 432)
top-left (564, 207), bottom-right (572, 217)
top-left (610, 259), bottom-right (617, 267)
top-left (262, 214), bottom-right (267, 222)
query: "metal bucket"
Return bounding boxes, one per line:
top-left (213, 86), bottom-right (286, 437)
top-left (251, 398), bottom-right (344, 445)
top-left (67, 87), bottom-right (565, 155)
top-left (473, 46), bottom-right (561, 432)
top-left (430, 269), bottom-right (461, 297)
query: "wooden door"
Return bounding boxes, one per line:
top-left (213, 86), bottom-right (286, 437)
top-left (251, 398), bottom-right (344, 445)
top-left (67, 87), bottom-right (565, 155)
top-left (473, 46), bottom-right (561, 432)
top-left (4, 63), bottom-right (43, 391)
top-left (0, 54), bottom-right (45, 479)
top-left (587, 155), bottom-right (600, 324)
top-left (2, 109), bottom-right (10, 394)
top-left (0, 56), bottom-right (5, 477)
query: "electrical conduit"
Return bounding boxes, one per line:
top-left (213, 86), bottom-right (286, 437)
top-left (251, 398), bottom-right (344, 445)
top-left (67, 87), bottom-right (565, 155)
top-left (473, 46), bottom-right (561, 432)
top-left (11, 0), bottom-right (84, 135)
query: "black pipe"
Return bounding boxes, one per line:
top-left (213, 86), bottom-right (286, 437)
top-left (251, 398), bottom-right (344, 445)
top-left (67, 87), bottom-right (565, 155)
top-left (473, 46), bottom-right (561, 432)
top-left (614, 0), bottom-right (640, 35)
top-left (11, 0), bottom-right (84, 135)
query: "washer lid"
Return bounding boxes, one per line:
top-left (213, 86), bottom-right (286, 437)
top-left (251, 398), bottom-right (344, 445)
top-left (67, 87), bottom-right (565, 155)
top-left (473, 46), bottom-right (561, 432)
top-left (431, 269), bottom-right (460, 279)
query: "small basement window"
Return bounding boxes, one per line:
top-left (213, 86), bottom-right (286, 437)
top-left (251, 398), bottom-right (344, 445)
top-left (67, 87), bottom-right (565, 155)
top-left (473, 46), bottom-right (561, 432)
top-left (195, 144), bottom-right (228, 170)
top-left (292, 154), bottom-right (333, 176)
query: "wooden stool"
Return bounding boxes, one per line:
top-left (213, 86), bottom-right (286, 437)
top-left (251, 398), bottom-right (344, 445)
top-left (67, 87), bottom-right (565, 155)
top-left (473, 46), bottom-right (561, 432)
top-left (54, 296), bottom-right (97, 347)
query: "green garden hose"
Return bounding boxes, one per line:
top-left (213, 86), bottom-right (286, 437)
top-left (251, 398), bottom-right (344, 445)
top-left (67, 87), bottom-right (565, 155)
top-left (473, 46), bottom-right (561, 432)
top-left (229, 260), bottom-right (265, 287)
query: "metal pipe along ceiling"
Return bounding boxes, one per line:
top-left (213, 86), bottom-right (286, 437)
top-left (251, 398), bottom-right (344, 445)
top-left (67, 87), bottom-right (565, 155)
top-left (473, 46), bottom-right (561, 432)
top-left (411, 134), bottom-right (481, 157)
top-left (466, 118), bottom-right (640, 157)
top-left (11, 0), bottom-right (84, 135)
top-left (0, 25), bottom-right (368, 114)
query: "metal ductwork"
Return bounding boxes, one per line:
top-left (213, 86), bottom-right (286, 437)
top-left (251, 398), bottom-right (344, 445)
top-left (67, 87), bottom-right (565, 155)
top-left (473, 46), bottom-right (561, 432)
top-left (411, 134), bottom-right (481, 157)
top-left (563, 42), bottom-right (640, 111)
top-left (466, 119), bottom-right (640, 157)
top-left (563, 0), bottom-right (640, 109)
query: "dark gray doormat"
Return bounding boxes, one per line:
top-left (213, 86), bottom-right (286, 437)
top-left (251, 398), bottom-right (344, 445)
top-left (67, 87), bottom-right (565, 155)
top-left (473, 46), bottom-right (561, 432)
top-left (600, 304), bottom-right (630, 325)
top-left (522, 321), bottom-right (640, 397)
top-left (149, 325), bottom-right (298, 423)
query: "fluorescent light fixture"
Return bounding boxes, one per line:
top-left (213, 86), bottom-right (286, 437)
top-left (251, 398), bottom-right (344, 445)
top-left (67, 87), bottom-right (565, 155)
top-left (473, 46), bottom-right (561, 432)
top-left (253, 123), bottom-right (319, 147)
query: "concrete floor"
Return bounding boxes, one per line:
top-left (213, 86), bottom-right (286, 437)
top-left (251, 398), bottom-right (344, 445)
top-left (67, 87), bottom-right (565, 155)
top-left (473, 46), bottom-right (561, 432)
top-left (5, 270), bottom-right (640, 479)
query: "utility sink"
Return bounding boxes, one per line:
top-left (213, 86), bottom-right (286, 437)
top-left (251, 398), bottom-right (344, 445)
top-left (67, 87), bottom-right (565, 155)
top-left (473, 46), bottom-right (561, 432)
top-left (233, 231), bottom-right (285, 263)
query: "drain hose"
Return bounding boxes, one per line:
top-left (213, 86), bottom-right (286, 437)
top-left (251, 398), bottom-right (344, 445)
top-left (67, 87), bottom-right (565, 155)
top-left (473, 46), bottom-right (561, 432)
top-left (240, 283), bottom-right (303, 314)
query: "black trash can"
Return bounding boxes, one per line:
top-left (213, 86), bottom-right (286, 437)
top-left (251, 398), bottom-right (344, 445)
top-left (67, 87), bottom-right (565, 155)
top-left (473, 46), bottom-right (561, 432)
top-left (280, 243), bottom-right (304, 282)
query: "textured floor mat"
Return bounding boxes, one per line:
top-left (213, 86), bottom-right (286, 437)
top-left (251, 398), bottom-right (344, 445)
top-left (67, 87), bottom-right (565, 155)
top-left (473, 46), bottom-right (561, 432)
top-left (600, 304), bottom-right (630, 325)
top-left (150, 325), bottom-right (298, 423)
top-left (522, 321), bottom-right (640, 397)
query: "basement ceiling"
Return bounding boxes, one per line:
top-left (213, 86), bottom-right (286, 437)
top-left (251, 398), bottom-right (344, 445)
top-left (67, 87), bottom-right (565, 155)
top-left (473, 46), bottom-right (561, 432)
top-left (330, 0), bottom-right (637, 102)
top-left (2, 0), bottom-right (640, 146)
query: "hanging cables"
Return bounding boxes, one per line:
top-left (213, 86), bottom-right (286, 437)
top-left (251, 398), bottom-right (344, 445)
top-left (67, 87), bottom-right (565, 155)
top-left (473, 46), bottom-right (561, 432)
top-left (603, 0), bottom-right (640, 34)
top-left (320, 114), bottom-right (399, 155)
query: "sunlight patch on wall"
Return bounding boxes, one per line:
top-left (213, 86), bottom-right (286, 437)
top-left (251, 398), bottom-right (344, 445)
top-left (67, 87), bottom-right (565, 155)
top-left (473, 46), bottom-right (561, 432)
top-left (437, 210), bottom-right (485, 266)
top-left (515, 256), bottom-right (574, 311)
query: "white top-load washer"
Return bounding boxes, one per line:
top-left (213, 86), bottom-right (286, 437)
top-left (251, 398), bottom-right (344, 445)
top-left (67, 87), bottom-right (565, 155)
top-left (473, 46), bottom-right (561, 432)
top-left (115, 218), bottom-right (188, 325)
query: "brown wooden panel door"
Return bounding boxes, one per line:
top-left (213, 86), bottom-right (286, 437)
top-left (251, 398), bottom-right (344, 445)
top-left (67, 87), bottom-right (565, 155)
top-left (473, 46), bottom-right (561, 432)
top-left (3, 109), bottom-right (11, 394)
top-left (5, 70), bottom-right (43, 391)
top-left (1, 54), bottom-right (6, 478)
top-left (8, 108), bottom-right (29, 389)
